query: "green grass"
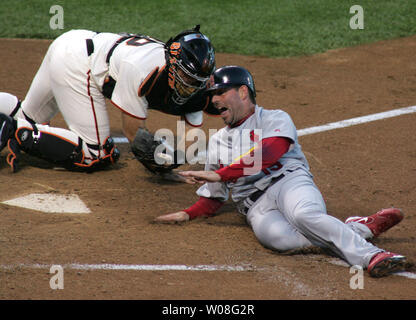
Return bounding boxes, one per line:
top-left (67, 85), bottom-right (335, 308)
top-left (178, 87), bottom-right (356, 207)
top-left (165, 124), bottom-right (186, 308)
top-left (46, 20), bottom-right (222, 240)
top-left (1, 0), bottom-right (416, 57)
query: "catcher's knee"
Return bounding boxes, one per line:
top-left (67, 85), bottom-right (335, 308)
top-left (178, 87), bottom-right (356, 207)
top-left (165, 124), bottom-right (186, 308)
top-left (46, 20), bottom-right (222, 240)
top-left (0, 92), bottom-right (21, 117)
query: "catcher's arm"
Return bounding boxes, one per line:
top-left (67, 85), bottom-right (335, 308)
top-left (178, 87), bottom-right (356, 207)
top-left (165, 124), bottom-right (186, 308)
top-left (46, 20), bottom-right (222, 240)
top-left (122, 112), bottom-right (145, 142)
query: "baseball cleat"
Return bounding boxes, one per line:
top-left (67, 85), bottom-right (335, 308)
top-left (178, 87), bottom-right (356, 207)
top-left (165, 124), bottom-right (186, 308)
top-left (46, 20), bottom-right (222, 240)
top-left (367, 251), bottom-right (407, 277)
top-left (345, 208), bottom-right (404, 237)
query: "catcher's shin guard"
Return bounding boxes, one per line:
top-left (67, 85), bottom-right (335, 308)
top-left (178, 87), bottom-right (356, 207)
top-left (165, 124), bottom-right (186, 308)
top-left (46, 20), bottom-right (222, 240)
top-left (8, 125), bottom-right (85, 172)
top-left (7, 123), bottom-right (120, 172)
top-left (74, 136), bottom-right (120, 171)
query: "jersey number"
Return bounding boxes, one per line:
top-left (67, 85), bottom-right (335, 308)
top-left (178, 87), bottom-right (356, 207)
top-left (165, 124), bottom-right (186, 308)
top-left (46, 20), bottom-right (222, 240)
top-left (126, 37), bottom-right (155, 47)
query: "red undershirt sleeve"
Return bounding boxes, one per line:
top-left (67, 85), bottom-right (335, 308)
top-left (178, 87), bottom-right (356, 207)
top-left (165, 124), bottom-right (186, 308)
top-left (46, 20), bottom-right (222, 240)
top-left (183, 196), bottom-right (224, 219)
top-left (215, 136), bottom-right (291, 182)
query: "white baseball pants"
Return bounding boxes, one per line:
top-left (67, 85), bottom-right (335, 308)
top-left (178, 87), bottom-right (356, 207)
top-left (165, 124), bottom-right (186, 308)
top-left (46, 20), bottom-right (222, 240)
top-left (246, 169), bottom-right (382, 267)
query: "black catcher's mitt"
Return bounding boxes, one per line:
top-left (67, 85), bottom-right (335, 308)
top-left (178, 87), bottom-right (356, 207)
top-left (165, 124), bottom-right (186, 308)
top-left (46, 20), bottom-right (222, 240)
top-left (131, 128), bottom-right (181, 174)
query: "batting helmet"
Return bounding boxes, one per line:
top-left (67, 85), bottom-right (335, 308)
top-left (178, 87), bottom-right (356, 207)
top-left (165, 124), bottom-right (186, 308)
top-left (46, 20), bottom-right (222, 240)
top-left (204, 65), bottom-right (256, 115)
top-left (166, 25), bottom-right (216, 105)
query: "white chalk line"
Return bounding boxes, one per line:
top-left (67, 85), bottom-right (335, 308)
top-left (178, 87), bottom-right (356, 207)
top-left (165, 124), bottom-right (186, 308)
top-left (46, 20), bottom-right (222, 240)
top-left (0, 263), bottom-right (254, 272)
top-left (297, 105), bottom-right (416, 136)
top-left (1, 262), bottom-right (415, 279)
top-left (112, 105), bottom-right (416, 144)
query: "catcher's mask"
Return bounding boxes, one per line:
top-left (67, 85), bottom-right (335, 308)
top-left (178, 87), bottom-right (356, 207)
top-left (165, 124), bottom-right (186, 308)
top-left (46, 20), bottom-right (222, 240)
top-left (165, 25), bottom-right (215, 105)
top-left (204, 65), bottom-right (256, 115)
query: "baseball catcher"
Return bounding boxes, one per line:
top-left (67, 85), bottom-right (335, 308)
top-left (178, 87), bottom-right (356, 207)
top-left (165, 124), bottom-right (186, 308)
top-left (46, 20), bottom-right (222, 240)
top-left (0, 25), bottom-right (215, 177)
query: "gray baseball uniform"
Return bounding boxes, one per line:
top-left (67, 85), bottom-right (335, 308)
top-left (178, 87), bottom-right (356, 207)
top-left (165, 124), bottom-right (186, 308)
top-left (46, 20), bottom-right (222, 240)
top-left (197, 105), bottom-right (382, 267)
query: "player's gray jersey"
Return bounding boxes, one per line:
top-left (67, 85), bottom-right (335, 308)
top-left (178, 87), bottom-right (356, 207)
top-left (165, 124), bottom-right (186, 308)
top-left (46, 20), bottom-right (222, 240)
top-left (197, 105), bottom-right (310, 204)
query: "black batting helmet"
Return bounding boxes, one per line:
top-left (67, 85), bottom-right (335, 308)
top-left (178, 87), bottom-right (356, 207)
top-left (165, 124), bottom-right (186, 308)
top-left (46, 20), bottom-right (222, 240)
top-left (204, 65), bottom-right (256, 115)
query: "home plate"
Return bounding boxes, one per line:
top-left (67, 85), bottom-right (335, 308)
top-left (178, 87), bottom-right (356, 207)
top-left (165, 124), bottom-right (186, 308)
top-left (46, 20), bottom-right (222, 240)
top-left (1, 193), bottom-right (91, 214)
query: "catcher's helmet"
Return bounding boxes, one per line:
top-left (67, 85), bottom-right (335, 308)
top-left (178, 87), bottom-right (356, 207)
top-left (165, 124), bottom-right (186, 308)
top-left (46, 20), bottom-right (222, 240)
top-left (166, 25), bottom-right (215, 105)
top-left (204, 65), bottom-right (256, 115)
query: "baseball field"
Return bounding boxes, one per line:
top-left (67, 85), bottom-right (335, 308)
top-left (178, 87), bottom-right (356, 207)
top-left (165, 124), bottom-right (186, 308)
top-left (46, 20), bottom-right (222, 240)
top-left (1, 0), bottom-right (416, 309)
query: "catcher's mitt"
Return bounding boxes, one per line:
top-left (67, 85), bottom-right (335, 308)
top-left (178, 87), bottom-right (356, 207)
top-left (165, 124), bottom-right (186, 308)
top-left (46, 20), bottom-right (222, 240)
top-left (131, 128), bottom-right (181, 174)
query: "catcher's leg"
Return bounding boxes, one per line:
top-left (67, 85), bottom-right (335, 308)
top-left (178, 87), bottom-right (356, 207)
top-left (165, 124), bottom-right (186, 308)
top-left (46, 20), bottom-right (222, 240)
top-left (0, 93), bottom-right (22, 117)
top-left (47, 29), bottom-right (112, 151)
top-left (16, 36), bottom-right (61, 123)
top-left (0, 32), bottom-right (59, 123)
top-left (0, 116), bottom-right (119, 172)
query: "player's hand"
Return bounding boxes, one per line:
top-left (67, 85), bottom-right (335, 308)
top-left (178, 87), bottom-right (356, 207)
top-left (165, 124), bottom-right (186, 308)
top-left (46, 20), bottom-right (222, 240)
top-left (154, 211), bottom-right (190, 223)
top-left (179, 171), bottom-right (221, 184)
top-left (160, 170), bottom-right (188, 183)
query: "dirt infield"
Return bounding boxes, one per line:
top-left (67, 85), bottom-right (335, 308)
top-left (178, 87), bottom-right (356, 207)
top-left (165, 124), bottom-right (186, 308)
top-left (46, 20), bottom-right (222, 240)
top-left (0, 36), bottom-right (415, 301)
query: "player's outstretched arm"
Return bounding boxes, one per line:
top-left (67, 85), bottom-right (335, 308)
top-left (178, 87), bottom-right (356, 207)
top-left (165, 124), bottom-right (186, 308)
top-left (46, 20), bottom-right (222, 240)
top-left (154, 211), bottom-right (190, 223)
top-left (179, 171), bottom-right (222, 184)
top-left (154, 197), bottom-right (224, 223)
top-left (121, 112), bottom-right (146, 143)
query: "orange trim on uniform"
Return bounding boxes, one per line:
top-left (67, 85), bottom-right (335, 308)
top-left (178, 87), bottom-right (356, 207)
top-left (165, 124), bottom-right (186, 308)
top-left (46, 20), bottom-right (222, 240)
top-left (6, 139), bottom-right (17, 168)
top-left (146, 65), bottom-right (166, 96)
top-left (138, 66), bottom-right (160, 97)
top-left (14, 126), bottom-right (31, 144)
top-left (74, 152), bottom-right (113, 168)
top-left (109, 100), bottom-right (147, 120)
top-left (74, 159), bottom-right (100, 168)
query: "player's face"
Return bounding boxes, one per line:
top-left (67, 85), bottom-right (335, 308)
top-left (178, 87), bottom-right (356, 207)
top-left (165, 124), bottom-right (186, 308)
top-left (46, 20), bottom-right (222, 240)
top-left (211, 87), bottom-right (245, 126)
